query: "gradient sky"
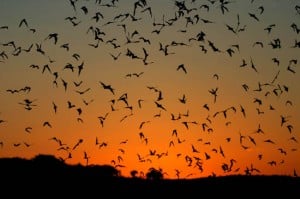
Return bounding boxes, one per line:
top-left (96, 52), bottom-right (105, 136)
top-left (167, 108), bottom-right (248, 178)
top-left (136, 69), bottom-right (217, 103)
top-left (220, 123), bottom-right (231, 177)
top-left (0, 0), bottom-right (299, 179)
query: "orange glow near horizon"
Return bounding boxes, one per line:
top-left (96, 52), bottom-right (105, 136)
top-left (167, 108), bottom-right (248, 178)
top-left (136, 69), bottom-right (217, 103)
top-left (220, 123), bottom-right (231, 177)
top-left (0, 0), bottom-right (299, 179)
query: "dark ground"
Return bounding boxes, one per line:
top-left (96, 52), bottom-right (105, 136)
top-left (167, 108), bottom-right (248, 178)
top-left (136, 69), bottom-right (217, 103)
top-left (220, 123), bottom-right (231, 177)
top-left (1, 154), bottom-right (299, 197)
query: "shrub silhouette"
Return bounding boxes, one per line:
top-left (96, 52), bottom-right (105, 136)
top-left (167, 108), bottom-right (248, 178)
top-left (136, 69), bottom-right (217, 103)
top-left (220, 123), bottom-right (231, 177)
top-left (130, 169), bottom-right (139, 178)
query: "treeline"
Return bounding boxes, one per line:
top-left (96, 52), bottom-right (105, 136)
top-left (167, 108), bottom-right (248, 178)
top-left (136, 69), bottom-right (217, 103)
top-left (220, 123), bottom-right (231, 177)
top-left (0, 154), bottom-right (299, 196)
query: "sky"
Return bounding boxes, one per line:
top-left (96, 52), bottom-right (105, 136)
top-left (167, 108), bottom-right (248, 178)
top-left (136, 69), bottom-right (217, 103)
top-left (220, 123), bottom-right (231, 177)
top-left (0, 0), bottom-right (299, 179)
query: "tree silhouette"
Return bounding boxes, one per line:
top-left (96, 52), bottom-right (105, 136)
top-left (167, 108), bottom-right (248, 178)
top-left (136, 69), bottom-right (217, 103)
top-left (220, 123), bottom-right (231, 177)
top-left (146, 167), bottom-right (164, 180)
top-left (32, 154), bottom-right (64, 166)
top-left (86, 164), bottom-right (120, 178)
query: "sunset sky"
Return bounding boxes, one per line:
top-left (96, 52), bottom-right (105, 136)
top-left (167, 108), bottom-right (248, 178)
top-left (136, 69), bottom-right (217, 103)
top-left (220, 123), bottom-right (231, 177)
top-left (0, 0), bottom-right (299, 179)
